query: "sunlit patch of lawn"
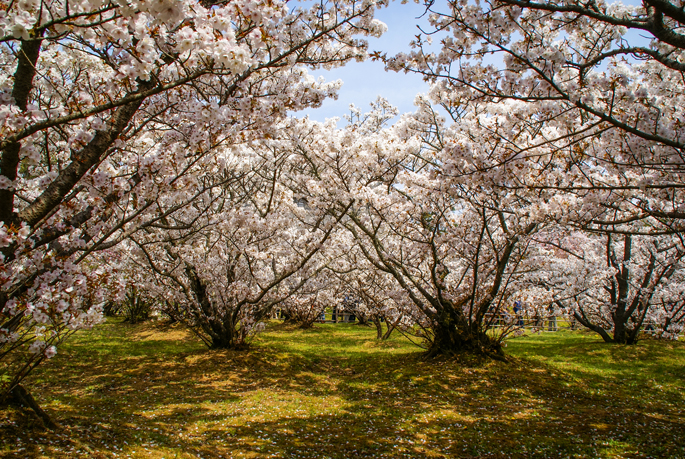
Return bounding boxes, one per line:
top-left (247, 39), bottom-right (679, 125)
top-left (1, 319), bottom-right (683, 458)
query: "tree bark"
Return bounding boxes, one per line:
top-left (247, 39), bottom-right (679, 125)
top-left (374, 317), bottom-right (383, 339)
top-left (9, 384), bottom-right (59, 430)
top-left (0, 36), bottom-right (44, 225)
top-left (427, 304), bottom-right (504, 360)
top-left (185, 264), bottom-right (238, 349)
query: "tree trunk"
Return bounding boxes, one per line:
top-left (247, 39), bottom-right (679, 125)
top-left (574, 310), bottom-right (640, 345)
top-left (0, 35), bottom-right (43, 226)
top-left (427, 309), bottom-right (504, 360)
top-left (281, 309), bottom-right (297, 325)
top-left (374, 318), bottom-right (383, 339)
top-left (210, 331), bottom-right (237, 349)
top-left (381, 322), bottom-right (396, 340)
top-left (355, 314), bottom-right (370, 326)
top-left (8, 384), bottom-right (59, 430)
top-left (613, 315), bottom-right (628, 343)
top-left (185, 264), bottom-right (245, 350)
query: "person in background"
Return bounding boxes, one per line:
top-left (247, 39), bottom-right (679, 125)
top-left (548, 304), bottom-right (557, 331)
top-left (514, 301), bottom-right (524, 327)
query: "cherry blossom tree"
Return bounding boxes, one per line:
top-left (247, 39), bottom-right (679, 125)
top-left (383, 0), bottom-right (685, 234)
top-left (123, 167), bottom-right (354, 348)
top-left (278, 274), bottom-right (342, 329)
top-left (326, 244), bottom-right (412, 338)
top-left (0, 0), bottom-right (385, 414)
top-left (652, 297), bottom-right (685, 339)
top-left (577, 233), bottom-right (685, 343)
top-left (543, 229), bottom-right (685, 343)
top-left (281, 99), bottom-right (545, 358)
top-left (376, 0), bottom-right (685, 344)
top-left (343, 177), bottom-right (539, 358)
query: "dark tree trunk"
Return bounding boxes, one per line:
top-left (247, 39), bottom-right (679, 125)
top-left (8, 384), bottom-right (59, 430)
top-left (185, 264), bottom-right (244, 350)
top-left (354, 313), bottom-right (370, 326)
top-left (210, 331), bottom-right (237, 349)
top-left (574, 310), bottom-right (642, 345)
top-left (574, 311), bottom-right (614, 343)
top-left (427, 308), bottom-right (504, 360)
top-left (0, 35), bottom-right (43, 226)
top-left (281, 309), bottom-right (296, 324)
top-left (373, 317), bottom-right (383, 339)
top-left (381, 323), bottom-right (395, 340)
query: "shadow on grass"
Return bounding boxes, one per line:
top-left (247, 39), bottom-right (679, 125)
top-left (1, 321), bottom-right (683, 458)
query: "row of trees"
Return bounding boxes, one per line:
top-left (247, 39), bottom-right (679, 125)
top-left (2, 0), bottom-right (685, 421)
top-left (0, 0), bottom-right (385, 409)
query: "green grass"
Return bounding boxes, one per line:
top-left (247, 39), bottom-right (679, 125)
top-left (1, 320), bottom-right (684, 458)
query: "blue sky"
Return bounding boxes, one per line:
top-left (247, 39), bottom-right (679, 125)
top-left (296, 1), bottom-right (436, 122)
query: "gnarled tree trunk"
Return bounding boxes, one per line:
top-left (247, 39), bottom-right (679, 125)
top-left (427, 304), bottom-right (504, 360)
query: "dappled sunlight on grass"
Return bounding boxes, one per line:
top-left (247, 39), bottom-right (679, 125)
top-left (1, 319), bottom-right (683, 458)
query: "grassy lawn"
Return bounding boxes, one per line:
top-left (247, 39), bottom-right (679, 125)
top-left (1, 320), bottom-right (683, 458)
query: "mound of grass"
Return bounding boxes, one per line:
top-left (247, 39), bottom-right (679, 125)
top-left (1, 320), bottom-right (683, 458)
